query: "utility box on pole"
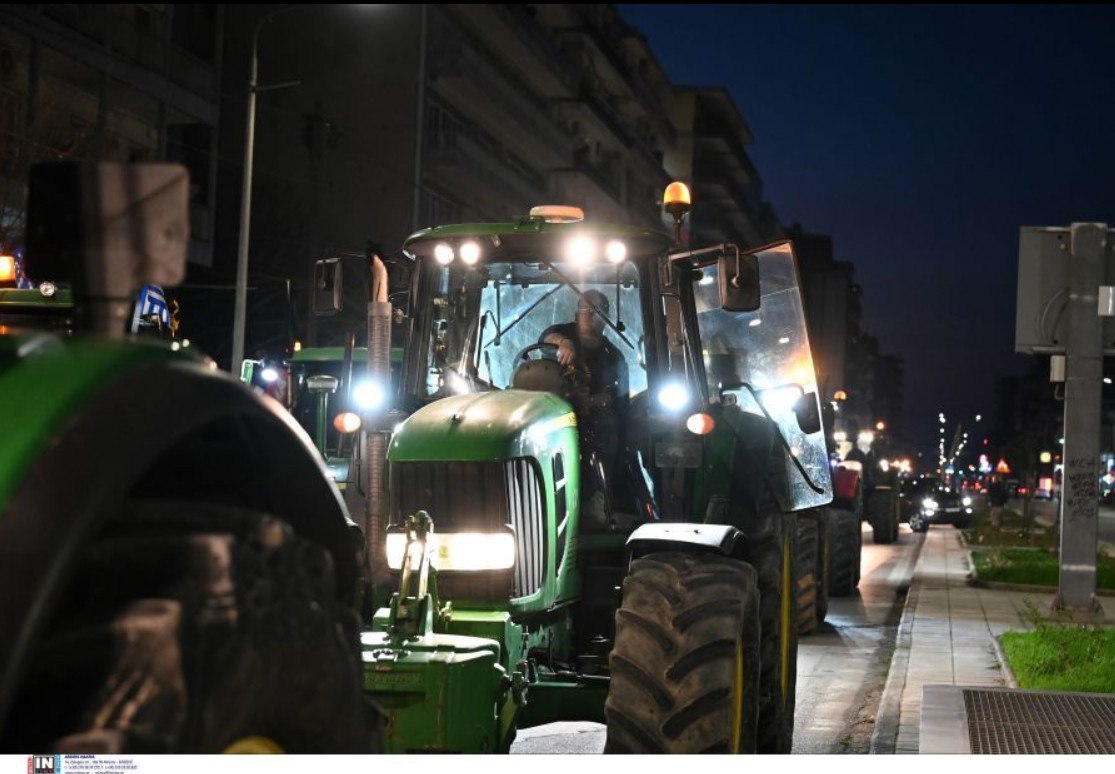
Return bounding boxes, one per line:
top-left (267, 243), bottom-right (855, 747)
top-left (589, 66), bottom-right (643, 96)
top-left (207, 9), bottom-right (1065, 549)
top-left (1016, 224), bottom-right (1112, 615)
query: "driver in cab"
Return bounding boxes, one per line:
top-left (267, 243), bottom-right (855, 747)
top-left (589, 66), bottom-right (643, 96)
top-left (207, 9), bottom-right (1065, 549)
top-left (539, 289), bottom-right (629, 527)
top-left (539, 289), bottom-right (628, 406)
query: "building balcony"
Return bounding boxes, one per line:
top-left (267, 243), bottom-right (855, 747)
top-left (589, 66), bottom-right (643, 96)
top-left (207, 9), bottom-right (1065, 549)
top-left (423, 120), bottom-right (546, 214)
top-left (557, 85), bottom-right (665, 176)
top-left (427, 34), bottom-right (568, 169)
top-left (557, 21), bottom-right (669, 133)
top-left (693, 155), bottom-right (764, 218)
top-left (443, 5), bottom-right (579, 99)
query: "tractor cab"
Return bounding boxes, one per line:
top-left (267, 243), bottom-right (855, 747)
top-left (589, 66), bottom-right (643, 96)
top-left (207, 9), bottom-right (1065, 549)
top-left (394, 205), bottom-right (830, 529)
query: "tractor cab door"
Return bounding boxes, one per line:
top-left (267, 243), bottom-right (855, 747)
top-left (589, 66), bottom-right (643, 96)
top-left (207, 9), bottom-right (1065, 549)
top-left (691, 242), bottom-right (833, 511)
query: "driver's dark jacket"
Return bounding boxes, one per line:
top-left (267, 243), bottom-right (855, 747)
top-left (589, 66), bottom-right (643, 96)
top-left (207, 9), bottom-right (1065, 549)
top-left (539, 322), bottom-right (628, 403)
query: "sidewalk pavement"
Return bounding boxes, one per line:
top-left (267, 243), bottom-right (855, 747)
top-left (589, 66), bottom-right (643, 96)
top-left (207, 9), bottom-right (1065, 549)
top-left (870, 524), bottom-right (1113, 754)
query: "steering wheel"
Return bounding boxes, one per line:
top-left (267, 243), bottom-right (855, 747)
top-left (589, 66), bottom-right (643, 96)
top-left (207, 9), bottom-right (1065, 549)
top-left (516, 341), bottom-right (562, 363)
top-left (512, 341), bottom-right (589, 393)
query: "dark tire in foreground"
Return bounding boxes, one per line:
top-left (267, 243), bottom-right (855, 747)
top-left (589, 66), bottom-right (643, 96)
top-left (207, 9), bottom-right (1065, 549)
top-left (815, 510), bottom-right (830, 627)
top-left (605, 551), bottom-right (761, 754)
top-left (753, 516), bottom-right (797, 753)
top-left (827, 508), bottom-right (862, 597)
top-left (3, 500), bottom-right (378, 753)
top-left (867, 487), bottom-right (899, 545)
top-left (794, 515), bottom-right (820, 635)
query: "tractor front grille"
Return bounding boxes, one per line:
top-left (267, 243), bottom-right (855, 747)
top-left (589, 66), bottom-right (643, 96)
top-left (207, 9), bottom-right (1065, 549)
top-left (392, 459), bottom-right (545, 600)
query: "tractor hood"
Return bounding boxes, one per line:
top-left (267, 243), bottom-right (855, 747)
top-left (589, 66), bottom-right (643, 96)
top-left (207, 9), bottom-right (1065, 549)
top-left (388, 390), bottom-right (576, 463)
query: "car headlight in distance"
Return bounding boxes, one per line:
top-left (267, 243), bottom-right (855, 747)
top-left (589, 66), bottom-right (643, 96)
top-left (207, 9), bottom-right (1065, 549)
top-left (385, 531), bottom-right (516, 572)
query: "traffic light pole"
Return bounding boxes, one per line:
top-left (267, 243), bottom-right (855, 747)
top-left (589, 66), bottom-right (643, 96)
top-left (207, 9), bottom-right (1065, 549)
top-left (1055, 222), bottom-right (1107, 615)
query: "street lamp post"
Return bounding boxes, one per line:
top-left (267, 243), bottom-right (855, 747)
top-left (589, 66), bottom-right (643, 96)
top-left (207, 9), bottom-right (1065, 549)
top-left (231, 7), bottom-right (305, 375)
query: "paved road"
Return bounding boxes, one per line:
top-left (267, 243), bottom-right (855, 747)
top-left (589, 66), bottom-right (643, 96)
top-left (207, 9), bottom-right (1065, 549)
top-left (1024, 497), bottom-right (1115, 551)
top-left (511, 522), bottom-right (922, 754)
top-left (792, 523), bottom-right (921, 753)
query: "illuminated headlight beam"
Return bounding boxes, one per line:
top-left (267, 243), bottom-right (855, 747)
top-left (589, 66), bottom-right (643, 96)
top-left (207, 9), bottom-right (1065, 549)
top-left (385, 532), bottom-right (516, 571)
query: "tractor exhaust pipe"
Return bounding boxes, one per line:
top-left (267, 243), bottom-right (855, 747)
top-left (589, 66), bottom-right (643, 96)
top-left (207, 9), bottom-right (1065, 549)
top-left (365, 244), bottom-right (393, 595)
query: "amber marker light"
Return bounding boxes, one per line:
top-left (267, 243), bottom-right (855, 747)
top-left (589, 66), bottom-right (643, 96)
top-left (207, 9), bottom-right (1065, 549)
top-left (334, 412), bottom-right (362, 434)
top-left (0, 255), bottom-right (15, 283)
top-left (686, 413), bottom-right (716, 435)
top-left (663, 182), bottom-right (692, 215)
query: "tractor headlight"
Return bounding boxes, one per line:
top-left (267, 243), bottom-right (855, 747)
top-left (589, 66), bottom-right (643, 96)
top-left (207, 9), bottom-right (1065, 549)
top-left (923, 497), bottom-right (938, 512)
top-left (657, 382), bottom-right (690, 412)
top-left (962, 496), bottom-right (972, 507)
top-left (385, 531), bottom-right (516, 572)
top-left (353, 379), bottom-right (387, 411)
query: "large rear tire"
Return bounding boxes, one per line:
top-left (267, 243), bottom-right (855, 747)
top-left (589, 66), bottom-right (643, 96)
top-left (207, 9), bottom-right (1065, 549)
top-left (605, 551), bottom-right (761, 754)
top-left (827, 508), bottom-right (862, 597)
top-left (867, 487), bottom-right (899, 545)
top-left (753, 516), bottom-right (797, 753)
top-left (3, 500), bottom-right (378, 753)
top-left (815, 510), bottom-right (830, 627)
top-left (794, 515), bottom-right (821, 635)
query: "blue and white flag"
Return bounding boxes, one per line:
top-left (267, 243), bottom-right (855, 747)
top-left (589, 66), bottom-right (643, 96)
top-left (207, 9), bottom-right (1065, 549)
top-left (131, 284), bottom-right (170, 332)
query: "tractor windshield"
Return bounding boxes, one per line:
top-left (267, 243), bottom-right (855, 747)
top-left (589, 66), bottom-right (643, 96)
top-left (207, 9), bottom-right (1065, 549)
top-left (422, 259), bottom-right (647, 400)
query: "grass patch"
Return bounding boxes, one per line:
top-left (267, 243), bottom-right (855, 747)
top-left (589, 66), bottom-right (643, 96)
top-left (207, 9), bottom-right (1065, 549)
top-left (965, 502), bottom-right (1115, 588)
top-left (961, 506), bottom-right (1059, 551)
top-left (970, 547), bottom-right (1115, 589)
top-left (1001, 624), bottom-right (1115, 693)
top-left (964, 502), bottom-right (1115, 694)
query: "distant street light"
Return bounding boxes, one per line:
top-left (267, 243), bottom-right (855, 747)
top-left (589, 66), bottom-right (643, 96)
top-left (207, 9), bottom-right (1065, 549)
top-left (231, 5), bottom-right (310, 375)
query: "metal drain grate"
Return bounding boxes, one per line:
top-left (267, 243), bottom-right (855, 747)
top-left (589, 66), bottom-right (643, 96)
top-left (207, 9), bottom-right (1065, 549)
top-left (964, 688), bottom-right (1115, 754)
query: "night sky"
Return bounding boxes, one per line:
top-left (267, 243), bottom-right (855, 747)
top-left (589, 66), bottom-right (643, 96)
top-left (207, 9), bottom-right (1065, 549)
top-left (618, 4), bottom-right (1115, 457)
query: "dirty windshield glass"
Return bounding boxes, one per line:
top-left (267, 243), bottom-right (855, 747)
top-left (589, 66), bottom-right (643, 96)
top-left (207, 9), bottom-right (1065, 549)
top-left (424, 260), bottom-right (647, 399)
top-left (692, 244), bottom-right (833, 510)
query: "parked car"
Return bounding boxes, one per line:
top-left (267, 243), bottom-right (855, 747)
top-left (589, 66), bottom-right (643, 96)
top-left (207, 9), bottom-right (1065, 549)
top-left (904, 476), bottom-right (974, 532)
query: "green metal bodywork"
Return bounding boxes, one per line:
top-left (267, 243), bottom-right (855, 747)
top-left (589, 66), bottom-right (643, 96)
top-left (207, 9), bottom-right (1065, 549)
top-left (0, 334), bottom-right (184, 510)
top-left (0, 287), bottom-right (74, 309)
top-left (389, 390), bottom-right (578, 464)
top-left (389, 390), bottom-right (582, 615)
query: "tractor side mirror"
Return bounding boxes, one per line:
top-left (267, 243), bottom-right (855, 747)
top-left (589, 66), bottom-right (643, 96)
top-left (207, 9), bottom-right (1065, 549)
top-left (313, 258), bottom-right (343, 316)
top-left (717, 251), bottom-right (760, 312)
top-left (793, 391), bottom-right (822, 435)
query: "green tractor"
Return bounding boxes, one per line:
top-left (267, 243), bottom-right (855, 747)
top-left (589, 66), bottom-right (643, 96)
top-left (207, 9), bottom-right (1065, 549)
top-left (361, 189), bottom-right (833, 753)
top-left (0, 163), bottom-right (379, 753)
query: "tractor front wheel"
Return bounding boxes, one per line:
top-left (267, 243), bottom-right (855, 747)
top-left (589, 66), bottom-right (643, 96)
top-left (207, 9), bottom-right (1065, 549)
top-left (605, 551), bottom-right (761, 754)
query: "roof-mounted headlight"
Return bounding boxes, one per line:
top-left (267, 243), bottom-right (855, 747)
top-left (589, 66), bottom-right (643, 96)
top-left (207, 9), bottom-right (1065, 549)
top-left (605, 240), bottom-right (626, 263)
top-left (567, 235), bottom-right (596, 266)
top-left (459, 240), bottom-right (481, 265)
top-left (434, 243), bottom-right (454, 265)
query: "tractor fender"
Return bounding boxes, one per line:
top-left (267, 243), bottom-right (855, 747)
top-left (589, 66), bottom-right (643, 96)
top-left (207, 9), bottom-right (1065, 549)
top-left (626, 522), bottom-right (746, 561)
top-left (0, 355), bottom-right (355, 734)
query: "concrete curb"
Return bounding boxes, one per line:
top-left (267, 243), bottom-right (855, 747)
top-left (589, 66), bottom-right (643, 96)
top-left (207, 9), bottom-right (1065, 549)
top-left (989, 635), bottom-right (1019, 689)
top-left (869, 532), bottom-right (927, 755)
